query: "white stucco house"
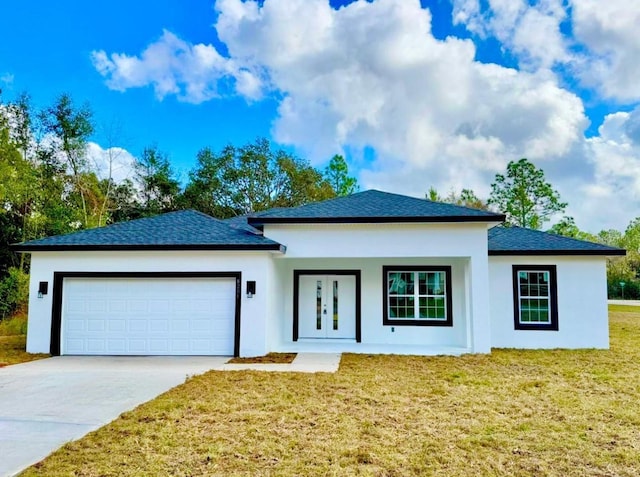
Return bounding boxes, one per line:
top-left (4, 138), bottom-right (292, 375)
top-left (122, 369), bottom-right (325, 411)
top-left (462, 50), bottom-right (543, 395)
top-left (14, 190), bottom-right (625, 357)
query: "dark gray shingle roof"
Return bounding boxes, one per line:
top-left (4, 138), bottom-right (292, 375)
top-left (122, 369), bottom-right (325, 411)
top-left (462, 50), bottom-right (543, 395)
top-left (488, 226), bottom-right (625, 256)
top-left (247, 190), bottom-right (505, 225)
top-left (223, 212), bottom-right (272, 234)
top-left (13, 210), bottom-right (284, 251)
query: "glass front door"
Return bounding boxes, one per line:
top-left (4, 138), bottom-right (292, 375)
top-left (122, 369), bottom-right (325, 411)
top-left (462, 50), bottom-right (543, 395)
top-left (298, 274), bottom-right (356, 339)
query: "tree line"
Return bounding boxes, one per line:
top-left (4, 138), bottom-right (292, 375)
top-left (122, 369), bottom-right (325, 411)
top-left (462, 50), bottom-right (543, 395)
top-left (428, 158), bottom-right (639, 299)
top-left (0, 92), bottom-right (357, 318)
top-left (1, 91), bottom-right (638, 318)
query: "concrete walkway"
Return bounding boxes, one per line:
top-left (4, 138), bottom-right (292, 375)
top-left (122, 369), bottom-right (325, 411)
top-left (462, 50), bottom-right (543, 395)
top-left (608, 299), bottom-right (640, 306)
top-left (0, 353), bottom-right (341, 477)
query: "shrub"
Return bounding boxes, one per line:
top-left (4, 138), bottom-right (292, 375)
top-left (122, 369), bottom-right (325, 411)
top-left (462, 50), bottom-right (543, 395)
top-left (0, 267), bottom-right (29, 320)
top-left (0, 312), bottom-right (28, 335)
top-left (608, 278), bottom-right (640, 299)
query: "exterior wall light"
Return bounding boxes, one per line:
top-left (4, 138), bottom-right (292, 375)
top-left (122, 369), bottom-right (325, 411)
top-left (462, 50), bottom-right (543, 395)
top-left (246, 281), bottom-right (256, 298)
top-left (38, 281), bottom-right (49, 298)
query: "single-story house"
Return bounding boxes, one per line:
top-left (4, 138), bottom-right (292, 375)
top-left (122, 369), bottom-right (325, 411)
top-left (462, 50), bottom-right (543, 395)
top-left (14, 190), bottom-right (625, 357)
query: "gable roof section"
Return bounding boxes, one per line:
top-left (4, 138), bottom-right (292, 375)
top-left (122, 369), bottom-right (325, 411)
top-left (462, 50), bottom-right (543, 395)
top-left (488, 226), bottom-right (626, 256)
top-left (13, 210), bottom-right (284, 252)
top-left (247, 190), bottom-right (505, 226)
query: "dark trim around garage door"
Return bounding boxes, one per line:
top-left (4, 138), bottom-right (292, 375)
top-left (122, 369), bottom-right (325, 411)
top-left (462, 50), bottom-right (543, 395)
top-left (292, 269), bottom-right (361, 343)
top-left (50, 271), bottom-right (242, 357)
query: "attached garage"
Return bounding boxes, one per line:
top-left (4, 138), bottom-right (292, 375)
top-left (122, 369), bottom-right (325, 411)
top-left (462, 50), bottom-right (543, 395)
top-left (51, 272), bottom-right (241, 356)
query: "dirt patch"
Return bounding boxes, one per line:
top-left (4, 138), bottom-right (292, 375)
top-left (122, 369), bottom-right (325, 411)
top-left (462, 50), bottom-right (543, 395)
top-left (227, 353), bottom-right (297, 364)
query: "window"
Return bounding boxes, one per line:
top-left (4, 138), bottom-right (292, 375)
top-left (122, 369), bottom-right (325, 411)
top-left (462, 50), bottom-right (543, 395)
top-left (512, 265), bottom-right (558, 330)
top-left (383, 266), bottom-right (453, 326)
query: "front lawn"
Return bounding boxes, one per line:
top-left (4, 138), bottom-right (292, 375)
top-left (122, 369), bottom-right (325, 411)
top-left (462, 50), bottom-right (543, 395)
top-left (0, 335), bottom-right (49, 367)
top-left (0, 313), bottom-right (49, 367)
top-left (24, 308), bottom-right (640, 476)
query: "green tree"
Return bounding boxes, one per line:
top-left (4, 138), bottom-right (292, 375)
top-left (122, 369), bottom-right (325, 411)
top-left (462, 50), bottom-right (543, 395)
top-left (426, 187), bottom-right (488, 210)
top-left (323, 154), bottom-right (358, 196)
top-left (0, 103), bottom-right (41, 272)
top-left (182, 138), bottom-right (335, 217)
top-left (595, 219), bottom-right (640, 299)
top-left (180, 147), bottom-right (238, 218)
top-left (108, 179), bottom-right (142, 223)
top-left (548, 216), bottom-right (597, 241)
top-left (488, 158), bottom-right (567, 229)
top-left (273, 155), bottom-right (335, 208)
top-left (597, 229), bottom-right (624, 247)
top-left (456, 189), bottom-right (488, 210)
top-left (39, 94), bottom-right (99, 228)
top-left (548, 216), bottom-right (581, 238)
top-left (621, 217), bottom-right (640, 252)
top-left (135, 145), bottom-right (180, 216)
top-left (426, 186), bottom-right (441, 202)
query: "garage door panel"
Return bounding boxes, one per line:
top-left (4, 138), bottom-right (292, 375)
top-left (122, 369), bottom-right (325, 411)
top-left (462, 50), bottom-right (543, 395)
top-left (87, 319), bottom-right (106, 332)
top-left (128, 300), bottom-right (148, 313)
top-left (66, 339), bottom-right (84, 353)
top-left (66, 319), bottom-right (85, 332)
top-left (86, 339), bottom-right (106, 353)
top-left (108, 320), bottom-right (126, 332)
top-left (129, 320), bottom-right (147, 332)
top-left (150, 320), bottom-right (169, 332)
top-left (109, 300), bottom-right (127, 313)
top-left (61, 277), bottom-right (237, 356)
top-left (149, 300), bottom-right (170, 313)
top-left (107, 339), bottom-right (126, 352)
top-left (128, 339), bottom-right (147, 353)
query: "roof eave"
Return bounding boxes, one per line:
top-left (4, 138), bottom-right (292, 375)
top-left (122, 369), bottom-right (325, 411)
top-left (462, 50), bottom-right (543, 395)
top-left (12, 243), bottom-right (286, 253)
top-left (248, 215), bottom-right (506, 226)
top-left (489, 249), bottom-right (626, 256)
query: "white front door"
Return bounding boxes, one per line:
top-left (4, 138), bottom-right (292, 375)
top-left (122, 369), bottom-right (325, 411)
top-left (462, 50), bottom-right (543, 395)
top-left (298, 275), bottom-right (356, 339)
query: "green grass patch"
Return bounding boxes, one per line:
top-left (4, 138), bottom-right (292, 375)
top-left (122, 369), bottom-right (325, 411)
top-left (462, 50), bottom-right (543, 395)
top-left (609, 304), bottom-right (640, 313)
top-left (22, 310), bottom-right (640, 476)
top-left (0, 311), bottom-right (28, 336)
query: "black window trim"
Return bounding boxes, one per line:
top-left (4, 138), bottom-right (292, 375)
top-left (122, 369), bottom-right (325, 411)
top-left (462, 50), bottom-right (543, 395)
top-left (512, 265), bottom-right (559, 331)
top-left (382, 265), bottom-right (453, 327)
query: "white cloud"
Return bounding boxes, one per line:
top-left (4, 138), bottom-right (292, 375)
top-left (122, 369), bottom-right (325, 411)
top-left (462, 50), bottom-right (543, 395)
top-left (213, 0), bottom-right (586, 203)
top-left (572, 0), bottom-right (640, 102)
top-left (451, 0), bottom-right (569, 70)
top-left (91, 30), bottom-right (264, 103)
top-left (90, 0), bottom-right (640, 231)
top-left (452, 0), bottom-right (640, 102)
top-left (85, 142), bottom-right (136, 184)
top-left (0, 72), bottom-right (14, 87)
top-left (570, 109), bottom-right (640, 230)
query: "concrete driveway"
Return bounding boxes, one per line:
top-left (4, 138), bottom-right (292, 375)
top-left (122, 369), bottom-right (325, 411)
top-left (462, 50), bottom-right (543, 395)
top-left (0, 356), bottom-right (228, 477)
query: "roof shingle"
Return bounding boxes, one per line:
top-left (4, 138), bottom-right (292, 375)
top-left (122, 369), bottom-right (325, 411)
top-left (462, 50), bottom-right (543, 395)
top-left (488, 226), bottom-right (625, 256)
top-left (13, 210), bottom-right (283, 251)
top-left (247, 190), bottom-right (505, 225)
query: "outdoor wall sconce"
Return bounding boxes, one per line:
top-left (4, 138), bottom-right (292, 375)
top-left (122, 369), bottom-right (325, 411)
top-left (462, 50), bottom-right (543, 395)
top-left (38, 281), bottom-right (48, 298)
top-left (246, 281), bottom-right (256, 298)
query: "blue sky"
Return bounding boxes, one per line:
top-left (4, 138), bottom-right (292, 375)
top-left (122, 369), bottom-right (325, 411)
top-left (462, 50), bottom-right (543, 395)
top-left (1, 0), bottom-right (639, 232)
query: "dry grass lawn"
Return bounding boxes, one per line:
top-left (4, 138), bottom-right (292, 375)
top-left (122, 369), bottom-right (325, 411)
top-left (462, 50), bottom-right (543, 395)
top-left (23, 307), bottom-right (640, 476)
top-left (0, 335), bottom-right (49, 367)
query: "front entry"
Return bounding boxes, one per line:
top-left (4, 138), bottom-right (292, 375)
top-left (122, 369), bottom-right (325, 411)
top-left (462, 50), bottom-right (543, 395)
top-left (298, 274), bottom-right (356, 339)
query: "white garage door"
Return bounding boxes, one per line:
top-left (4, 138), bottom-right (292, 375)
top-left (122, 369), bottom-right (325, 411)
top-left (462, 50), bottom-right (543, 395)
top-left (61, 277), bottom-right (237, 356)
